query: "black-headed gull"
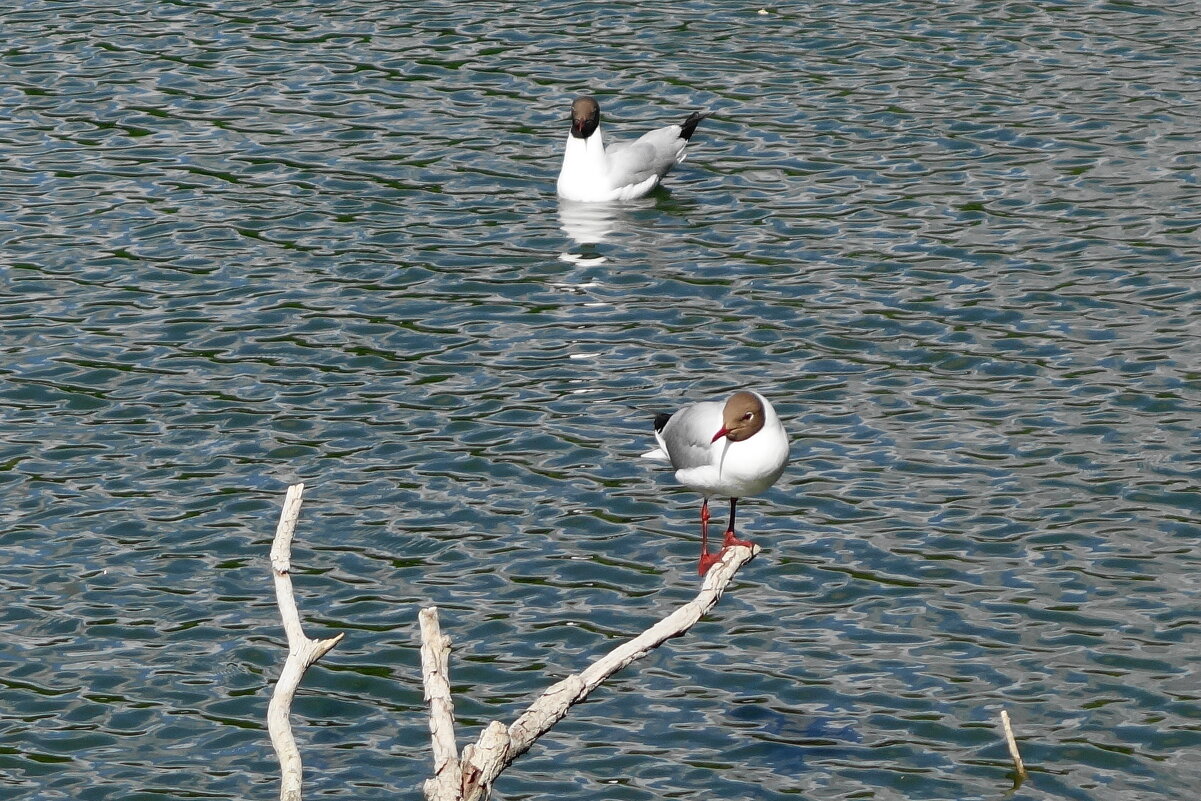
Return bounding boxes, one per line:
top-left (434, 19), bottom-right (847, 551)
top-left (642, 391), bottom-right (789, 574)
top-left (557, 96), bottom-right (708, 202)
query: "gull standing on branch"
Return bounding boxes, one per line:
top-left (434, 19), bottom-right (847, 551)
top-left (556, 96), bottom-right (708, 202)
top-left (642, 391), bottom-right (789, 575)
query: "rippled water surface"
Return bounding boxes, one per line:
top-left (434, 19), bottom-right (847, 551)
top-left (3, 1), bottom-right (1200, 799)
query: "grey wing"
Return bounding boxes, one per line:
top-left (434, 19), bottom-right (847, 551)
top-left (606, 124), bottom-right (688, 187)
top-left (656, 400), bottom-right (722, 471)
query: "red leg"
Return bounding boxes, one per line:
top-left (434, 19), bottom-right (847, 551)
top-left (698, 499), bottom-right (719, 575)
top-left (721, 497), bottom-right (755, 549)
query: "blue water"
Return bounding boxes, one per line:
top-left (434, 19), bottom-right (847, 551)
top-left (2, 2), bottom-right (1200, 799)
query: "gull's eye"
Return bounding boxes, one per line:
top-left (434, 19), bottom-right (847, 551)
top-left (742, 411), bottom-right (754, 421)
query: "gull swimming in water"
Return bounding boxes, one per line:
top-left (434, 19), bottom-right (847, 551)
top-left (556, 96), bottom-right (708, 203)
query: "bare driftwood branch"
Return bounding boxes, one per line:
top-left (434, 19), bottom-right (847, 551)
top-left (268, 483), bottom-right (345, 801)
top-left (421, 542), bottom-right (760, 801)
top-left (420, 607), bottom-right (461, 801)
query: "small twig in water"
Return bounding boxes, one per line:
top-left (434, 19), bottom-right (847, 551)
top-left (999, 708), bottom-right (1028, 781)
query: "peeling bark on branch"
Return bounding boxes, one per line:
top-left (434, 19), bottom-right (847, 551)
top-left (420, 608), bottom-right (461, 801)
top-left (420, 542), bottom-right (760, 801)
top-left (267, 483), bottom-right (345, 801)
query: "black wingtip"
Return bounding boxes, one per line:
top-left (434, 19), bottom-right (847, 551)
top-left (653, 412), bottom-right (673, 432)
top-left (679, 111), bottom-right (709, 142)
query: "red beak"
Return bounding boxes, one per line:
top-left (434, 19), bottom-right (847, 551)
top-left (711, 427), bottom-right (729, 443)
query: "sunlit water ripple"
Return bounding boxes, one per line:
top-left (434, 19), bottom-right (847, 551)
top-left (1, 1), bottom-right (1199, 800)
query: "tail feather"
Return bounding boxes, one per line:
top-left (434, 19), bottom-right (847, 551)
top-left (679, 111), bottom-right (709, 141)
top-left (643, 412), bottom-right (673, 460)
